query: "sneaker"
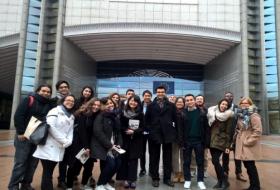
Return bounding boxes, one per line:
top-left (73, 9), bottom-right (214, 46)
top-left (104, 183), bottom-right (115, 190)
top-left (198, 181), bottom-right (206, 190)
top-left (81, 185), bottom-right (93, 190)
top-left (95, 185), bottom-right (105, 190)
top-left (184, 181), bottom-right (191, 189)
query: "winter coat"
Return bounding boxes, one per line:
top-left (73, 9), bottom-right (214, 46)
top-left (14, 93), bottom-right (52, 135)
top-left (209, 118), bottom-right (233, 151)
top-left (120, 111), bottom-right (144, 159)
top-left (90, 111), bottom-right (122, 161)
top-left (235, 113), bottom-right (262, 161)
top-left (33, 106), bottom-right (74, 162)
top-left (68, 112), bottom-right (99, 166)
top-left (145, 97), bottom-right (177, 144)
top-left (207, 106), bottom-right (234, 151)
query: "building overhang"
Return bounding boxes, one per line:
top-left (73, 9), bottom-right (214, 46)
top-left (64, 23), bottom-right (241, 64)
top-left (0, 34), bottom-right (19, 95)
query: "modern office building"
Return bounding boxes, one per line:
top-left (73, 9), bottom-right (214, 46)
top-left (0, 0), bottom-right (279, 134)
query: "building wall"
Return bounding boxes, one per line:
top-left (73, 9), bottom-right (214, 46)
top-left (60, 39), bottom-right (97, 97)
top-left (0, 0), bottom-right (23, 37)
top-left (204, 44), bottom-right (243, 106)
top-left (65, 0), bottom-right (240, 32)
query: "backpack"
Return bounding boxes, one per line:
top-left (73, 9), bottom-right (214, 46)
top-left (28, 96), bottom-right (34, 107)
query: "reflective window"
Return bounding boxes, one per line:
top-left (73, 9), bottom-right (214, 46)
top-left (97, 76), bottom-right (203, 98)
top-left (264, 0), bottom-right (279, 134)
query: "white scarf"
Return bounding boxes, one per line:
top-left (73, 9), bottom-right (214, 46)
top-left (207, 105), bottom-right (234, 127)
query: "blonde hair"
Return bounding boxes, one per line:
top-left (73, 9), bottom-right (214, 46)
top-left (239, 97), bottom-right (253, 106)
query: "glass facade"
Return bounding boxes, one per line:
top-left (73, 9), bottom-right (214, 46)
top-left (65, 0), bottom-right (240, 32)
top-left (97, 76), bottom-right (203, 98)
top-left (21, 0), bottom-right (42, 95)
top-left (264, 0), bottom-right (280, 134)
top-left (0, 0), bottom-right (23, 37)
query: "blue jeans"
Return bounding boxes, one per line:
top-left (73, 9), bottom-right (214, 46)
top-left (98, 156), bottom-right (121, 185)
top-left (183, 142), bottom-right (204, 181)
top-left (8, 136), bottom-right (39, 189)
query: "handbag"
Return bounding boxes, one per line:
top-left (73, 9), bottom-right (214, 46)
top-left (29, 121), bottom-right (50, 145)
top-left (24, 116), bottom-right (42, 139)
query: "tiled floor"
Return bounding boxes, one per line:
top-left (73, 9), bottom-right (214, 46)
top-left (1, 130), bottom-right (280, 190)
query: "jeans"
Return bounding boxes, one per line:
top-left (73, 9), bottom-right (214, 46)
top-left (8, 136), bottom-right (39, 190)
top-left (41, 159), bottom-right (57, 190)
top-left (183, 142), bottom-right (204, 181)
top-left (210, 148), bottom-right (227, 181)
top-left (97, 156), bottom-right (121, 185)
top-left (243, 161), bottom-right (260, 190)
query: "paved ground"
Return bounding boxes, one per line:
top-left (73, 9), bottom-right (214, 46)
top-left (1, 130), bottom-right (280, 190)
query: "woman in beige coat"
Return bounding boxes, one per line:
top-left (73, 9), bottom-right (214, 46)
top-left (234, 97), bottom-right (262, 190)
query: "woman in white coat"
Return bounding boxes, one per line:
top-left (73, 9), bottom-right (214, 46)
top-left (33, 95), bottom-right (75, 190)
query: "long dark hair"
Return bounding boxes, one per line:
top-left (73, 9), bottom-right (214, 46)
top-left (79, 86), bottom-right (94, 101)
top-left (217, 98), bottom-right (230, 112)
top-left (124, 95), bottom-right (142, 113)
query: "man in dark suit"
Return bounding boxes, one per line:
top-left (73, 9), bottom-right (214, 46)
top-left (145, 86), bottom-right (177, 187)
top-left (139, 90), bottom-right (152, 177)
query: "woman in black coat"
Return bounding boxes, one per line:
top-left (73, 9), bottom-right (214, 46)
top-left (90, 97), bottom-right (122, 190)
top-left (116, 95), bottom-right (144, 189)
top-left (66, 98), bottom-right (101, 189)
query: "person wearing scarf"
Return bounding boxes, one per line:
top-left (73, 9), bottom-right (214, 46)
top-left (207, 99), bottom-right (234, 189)
top-left (33, 95), bottom-right (76, 190)
top-left (116, 95), bottom-right (144, 189)
top-left (91, 97), bottom-right (122, 190)
top-left (234, 97), bottom-right (262, 190)
top-left (50, 80), bottom-right (73, 189)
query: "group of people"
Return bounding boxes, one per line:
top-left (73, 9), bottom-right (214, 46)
top-left (8, 80), bottom-right (262, 190)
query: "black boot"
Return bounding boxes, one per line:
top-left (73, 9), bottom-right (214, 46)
top-left (213, 180), bottom-right (222, 189)
top-left (221, 179), bottom-right (230, 190)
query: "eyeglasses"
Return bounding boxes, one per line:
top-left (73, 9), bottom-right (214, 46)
top-left (240, 102), bottom-right (250, 105)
